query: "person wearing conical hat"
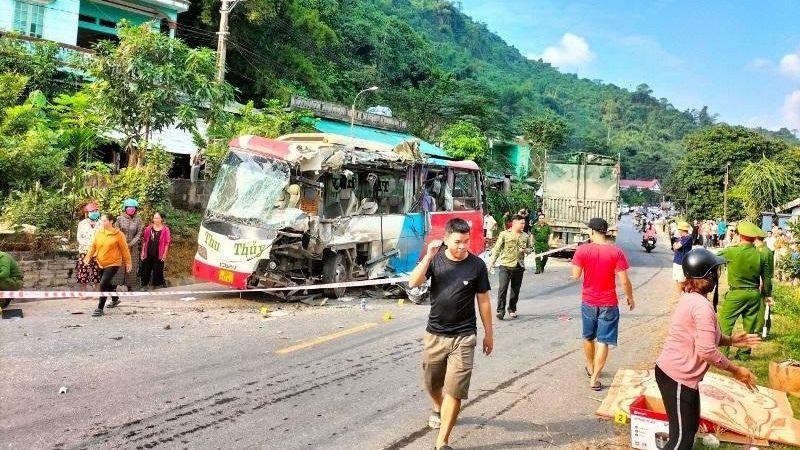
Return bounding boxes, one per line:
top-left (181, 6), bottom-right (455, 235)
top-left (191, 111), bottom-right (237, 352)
top-left (717, 221), bottom-right (772, 359)
top-left (671, 221), bottom-right (693, 294)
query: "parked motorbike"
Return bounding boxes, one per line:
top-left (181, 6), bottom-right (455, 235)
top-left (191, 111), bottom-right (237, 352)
top-left (642, 236), bottom-right (657, 253)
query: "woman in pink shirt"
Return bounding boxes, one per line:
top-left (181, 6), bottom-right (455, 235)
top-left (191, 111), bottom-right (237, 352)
top-left (655, 248), bottom-right (759, 450)
top-left (140, 211), bottom-right (171, 289)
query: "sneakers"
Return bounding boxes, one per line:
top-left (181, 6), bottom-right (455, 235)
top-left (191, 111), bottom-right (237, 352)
top-left (91, 308), bottom-right (104, 317)
top-left (107, 299), bottom-right (121, 308)
top-left (496, 310), bottom-right (505, 320)
top-left (509, 311), bottom-right (518, 319)
top-left (428, 411), bottom-right (441, 429)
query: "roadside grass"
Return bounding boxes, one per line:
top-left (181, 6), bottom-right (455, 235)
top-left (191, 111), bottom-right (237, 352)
top-left (695, 282), bottom-right (800, 450)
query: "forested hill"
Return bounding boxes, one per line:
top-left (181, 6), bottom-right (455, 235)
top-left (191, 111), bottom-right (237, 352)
top-left (183, 0), bottom-right (706, 179)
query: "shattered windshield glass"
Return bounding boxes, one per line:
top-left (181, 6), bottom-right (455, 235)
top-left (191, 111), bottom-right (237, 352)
top-left (205, 150), bottom-right (290, 227)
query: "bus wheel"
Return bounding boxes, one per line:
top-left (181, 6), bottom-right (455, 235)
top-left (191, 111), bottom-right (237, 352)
top-left (323, 251), bottom-right (348, 298)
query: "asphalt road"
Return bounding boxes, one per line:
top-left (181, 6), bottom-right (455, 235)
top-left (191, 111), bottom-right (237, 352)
top-left (1, 215), bottom-right (675, 449)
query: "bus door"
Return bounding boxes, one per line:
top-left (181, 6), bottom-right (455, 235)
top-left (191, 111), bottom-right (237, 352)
top-left (424, 166), bottom-right (485, 255)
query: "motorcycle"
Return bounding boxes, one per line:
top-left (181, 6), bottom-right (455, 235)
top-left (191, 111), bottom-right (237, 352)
top-left (642, 236), bottom-right (657, 253)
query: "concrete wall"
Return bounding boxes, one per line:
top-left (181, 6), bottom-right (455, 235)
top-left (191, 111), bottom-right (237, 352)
top-left (10, 251), bottom-right (77, 289)
top-left (168, 179), bottom-right (212, 212)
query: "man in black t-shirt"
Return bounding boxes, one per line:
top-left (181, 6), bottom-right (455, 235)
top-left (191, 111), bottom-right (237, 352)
top-left (408, 218), bottom-right (493, 450)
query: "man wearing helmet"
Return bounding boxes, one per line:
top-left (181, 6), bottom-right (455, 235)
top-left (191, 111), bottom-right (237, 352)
top-left (717, 221), bottom-right (772, 359)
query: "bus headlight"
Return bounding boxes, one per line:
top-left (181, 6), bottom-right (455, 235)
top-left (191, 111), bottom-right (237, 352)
top-left (268, 260), bottom-right (278, 270)
top-left (197, 245), bottom-right (208, 260)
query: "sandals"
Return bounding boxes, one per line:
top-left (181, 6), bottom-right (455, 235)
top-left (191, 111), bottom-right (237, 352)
top-left (590, 381), bottom-right (604, 391)
top-left (107, 299), bottom-right (121, 308)
top-left (509, 312), bottom-right (518, 319)
top-left (91, 308), bottom-right (104, 317)
top-left (585, 366), bottom-right (592, 378)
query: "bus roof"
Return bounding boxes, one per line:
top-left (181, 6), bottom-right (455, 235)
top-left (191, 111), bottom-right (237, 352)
top-left (229, 134), bottom-right (479, 172)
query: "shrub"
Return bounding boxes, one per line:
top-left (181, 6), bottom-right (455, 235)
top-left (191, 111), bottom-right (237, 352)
top-left (1, 186), bottom-right (73, 231)
top-left (100, 146), bottom-right (173, 217)
top-left (777, 253), bottom-right (800, 280)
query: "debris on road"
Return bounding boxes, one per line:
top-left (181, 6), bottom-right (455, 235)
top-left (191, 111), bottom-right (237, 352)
top-left (260, 306), bottom-right (270, 317)
top-left (382, 312), bottom-right (393, 321)
top-left (164, 324), bottom-right (171, 330)
top-left (59, 386), bottom-right (68, 394)
top-left (180, 296), bottom-right (197, 301)
top-left (108, 336), bottom-right (123, 340)
top-left (63, 324), bottom-right (83, 328)
top-left (702, 434), bottom-right (720, 448)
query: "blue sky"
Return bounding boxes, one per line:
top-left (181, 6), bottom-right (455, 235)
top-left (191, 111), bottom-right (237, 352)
top-left (457, 0), bottom-right (800, 133)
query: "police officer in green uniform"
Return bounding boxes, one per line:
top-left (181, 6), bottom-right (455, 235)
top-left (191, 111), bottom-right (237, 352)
top-left (530, 212), bottom-right (552, 274)
top-left (718, 221), bottom-right (772, 359)
top-left (0, 251), bottom-right (24, 308)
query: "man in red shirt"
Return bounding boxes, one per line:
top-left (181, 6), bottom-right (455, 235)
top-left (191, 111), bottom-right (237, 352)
top-left (571, 218), bottom-right (635, 391)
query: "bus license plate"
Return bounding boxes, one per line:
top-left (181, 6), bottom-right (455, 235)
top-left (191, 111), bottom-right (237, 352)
top-left (218, 269), bottom-right (234, 283)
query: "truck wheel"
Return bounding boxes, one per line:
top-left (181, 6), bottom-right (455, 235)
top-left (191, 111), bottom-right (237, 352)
top-left (322, 251), bottom-right (348, 298)
top-left (1, 299), bottom-right (10, 309)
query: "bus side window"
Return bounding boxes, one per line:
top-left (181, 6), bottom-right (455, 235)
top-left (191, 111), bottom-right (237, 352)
top-left (453, 170), bottom-right (477, 211)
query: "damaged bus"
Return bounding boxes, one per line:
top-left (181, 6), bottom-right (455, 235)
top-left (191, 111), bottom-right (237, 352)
top-left (193, 133), bottom-right (485, 299)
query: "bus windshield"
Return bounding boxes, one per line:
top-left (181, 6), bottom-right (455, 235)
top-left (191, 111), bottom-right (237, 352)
top-left (205, 150), bottom-right (290, 227)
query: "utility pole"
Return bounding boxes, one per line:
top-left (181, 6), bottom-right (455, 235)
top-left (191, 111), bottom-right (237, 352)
top-left (723, 162), bottom-right (730, 222)
top-left (216, 0), bottom-right (243, 82)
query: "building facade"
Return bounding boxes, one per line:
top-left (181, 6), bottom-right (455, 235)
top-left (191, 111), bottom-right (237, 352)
top-left (0, 0), bottom-right (189, 49)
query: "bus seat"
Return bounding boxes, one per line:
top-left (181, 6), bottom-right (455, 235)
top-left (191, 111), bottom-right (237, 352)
top-left (340, 188), bottom-right (359, 216)
top-left (274, 190), bottom-right (287, 208)
top-left (360, 198), bottom-right (378, 215)
top-left (285, 184), bottom-right (301, 209)
top-left (388, 196), bottom-right (401, 213)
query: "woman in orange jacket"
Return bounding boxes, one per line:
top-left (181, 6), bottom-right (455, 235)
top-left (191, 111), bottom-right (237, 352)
top-left (84, 213), bottom-right (132, 316)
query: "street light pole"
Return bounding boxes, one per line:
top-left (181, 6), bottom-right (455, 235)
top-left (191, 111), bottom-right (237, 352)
top-left (350, 86), bottom-right (378, 135)
top-left (723, 162), bottom-right (730, 222)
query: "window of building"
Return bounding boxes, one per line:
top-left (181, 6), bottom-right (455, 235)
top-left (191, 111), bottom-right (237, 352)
top-left (13, 1), bottom-right (45, 38)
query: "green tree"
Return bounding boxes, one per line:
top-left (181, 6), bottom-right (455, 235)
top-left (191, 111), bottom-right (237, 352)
top-left (440, 120), bottom-right (487, 163)
top-left (730, 158), bottom-right (796, 220)
top-left (0, 34), bottom-right (65, 97)
top-left (87, 22), bottom-right (234, 167)
top-left (521, 113), bottom-right (569, 182)
top-left (666, 125), bottom-right (790, 219)
top-left (0, 85), bottom-right (64, 197)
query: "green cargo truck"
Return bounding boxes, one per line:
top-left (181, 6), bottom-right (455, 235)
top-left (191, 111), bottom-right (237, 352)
top-left (541, 153), bottom-right (620, 251)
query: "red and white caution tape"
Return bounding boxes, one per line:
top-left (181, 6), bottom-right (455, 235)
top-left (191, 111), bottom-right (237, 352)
top-left (530, 241), bottom-right (585, 259)
top-left (0, 277), bottom-right (411, 299)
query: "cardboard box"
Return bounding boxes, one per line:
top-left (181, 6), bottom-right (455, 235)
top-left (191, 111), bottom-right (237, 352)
top-left (629, 395), bottom-right (721, 449)
top-left (629, 395), bottom-right (671, 450)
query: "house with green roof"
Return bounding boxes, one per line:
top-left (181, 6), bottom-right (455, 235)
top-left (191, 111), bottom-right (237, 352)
top-left (0, 0), bottom-right (188, 49)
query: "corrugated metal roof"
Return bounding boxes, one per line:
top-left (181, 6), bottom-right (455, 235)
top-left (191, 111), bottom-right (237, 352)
top-left (312, 118), bottom-right (448, 158)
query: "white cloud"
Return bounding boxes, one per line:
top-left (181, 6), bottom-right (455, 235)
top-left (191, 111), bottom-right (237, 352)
top-left (779, 52), bottom-right (800, 78)
top-left (783, 90), bottom-right (800, 129)
top-left (529, 33), bottom-right (595, 70)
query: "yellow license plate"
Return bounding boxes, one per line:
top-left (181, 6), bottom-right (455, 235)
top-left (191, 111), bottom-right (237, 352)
top-left (218, 269), bottom-right (234, 283)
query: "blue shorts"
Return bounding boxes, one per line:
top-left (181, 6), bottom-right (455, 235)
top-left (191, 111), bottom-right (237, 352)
top-left (581, 303), bottom-right (619, 346)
